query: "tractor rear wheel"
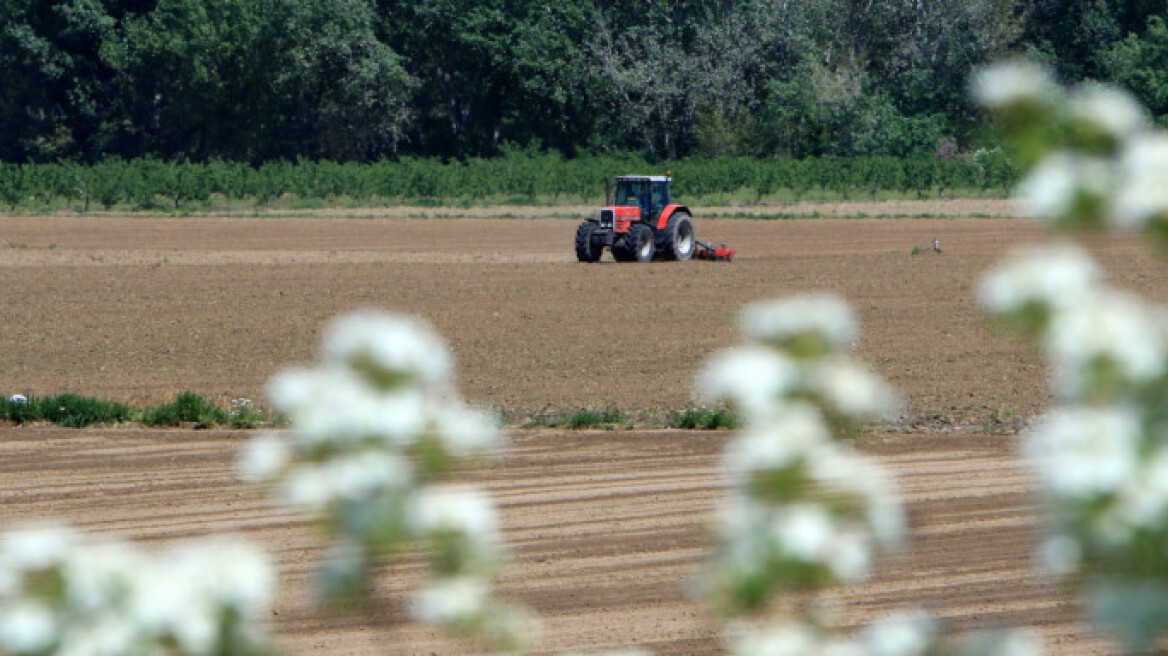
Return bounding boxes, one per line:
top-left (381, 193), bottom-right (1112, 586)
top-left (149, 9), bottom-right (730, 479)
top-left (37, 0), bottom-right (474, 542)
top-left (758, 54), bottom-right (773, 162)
top-left (575, 221), bottom-right (602, 262)
top-left (658, 212), bottom-right (695, 261)
top-left (614, 223), bottom-right (655, 263)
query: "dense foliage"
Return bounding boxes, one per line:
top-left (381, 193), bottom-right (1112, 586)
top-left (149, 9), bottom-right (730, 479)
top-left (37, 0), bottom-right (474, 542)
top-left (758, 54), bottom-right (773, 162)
top-left (3, 0), bottom-right (1166, 164)
top-left (0, 152), bottom-right (1015, 211)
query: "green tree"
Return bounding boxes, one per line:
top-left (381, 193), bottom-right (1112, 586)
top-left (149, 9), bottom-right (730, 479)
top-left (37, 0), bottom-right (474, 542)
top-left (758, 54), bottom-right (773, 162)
top-left (1104, 15), bottom-right (1168, 123)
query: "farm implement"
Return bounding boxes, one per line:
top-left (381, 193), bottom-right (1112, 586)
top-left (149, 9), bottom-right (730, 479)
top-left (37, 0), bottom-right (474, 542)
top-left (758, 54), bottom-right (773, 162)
top-left (575, 174), bottom-right (734, 263)
top-left (693, 239), bottom-right (735, 261)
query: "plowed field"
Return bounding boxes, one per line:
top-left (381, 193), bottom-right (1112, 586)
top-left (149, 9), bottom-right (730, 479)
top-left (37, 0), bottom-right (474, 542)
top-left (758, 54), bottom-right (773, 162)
top-left (2, 203), bottom-right (1164, 654)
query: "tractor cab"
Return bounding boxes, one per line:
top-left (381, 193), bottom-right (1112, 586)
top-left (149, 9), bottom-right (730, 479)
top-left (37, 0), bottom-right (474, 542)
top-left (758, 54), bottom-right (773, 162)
top-left (613, 175), bottom-right (671, 222)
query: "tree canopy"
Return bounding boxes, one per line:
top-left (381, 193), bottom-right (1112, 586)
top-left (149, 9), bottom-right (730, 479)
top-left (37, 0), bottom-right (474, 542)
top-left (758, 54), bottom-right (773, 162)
top-left (2, 0), bottom-right (1166, 163)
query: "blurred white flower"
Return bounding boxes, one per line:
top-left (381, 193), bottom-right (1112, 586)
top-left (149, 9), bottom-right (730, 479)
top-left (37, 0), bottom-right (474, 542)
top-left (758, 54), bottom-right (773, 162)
top-left (427, 402), bottom-right (501, 457)
top-left (1024, 405), bottom-right (1142, 498)
top-left (63, 542), bottom-right (136, 612)
top-left (2, 525), bottom-right (76, 574)
top-left (1110, 133), bottom-right (1168, 229)
top-left (1016, 152), bottom-right (1112, 221)
top-left (1039, 534), bottom-right (1082, 576)
top-left (322, 310), bottom-right (452, 389)
top-left (978, 242), bottom-right (1100, 315)
top-left (732, 621), bottom-right (860, 656)
top-left (723, 403), bottom-right (829, 484)
top-left (827, 529), bottom-right (871, 583)
top-left (269, 368), bottom-right (428, 448)
top-left (176, 538), bottom-right (274, 612)
top-left (971, 60), bottom-right (1057, 109)
top-left (1112, 446), bottom-right (1168, 530)
top-left (696, 345), bottom-right (802, 419)
top-left (1046, 289), bottom-right (1168, 396)
top-left (740, 294), bottom-right (857, 352)
top-left (412, 576), bottom-right (489, 626)
top-left (855, 612), bottom-right (936, 656)
top-left (237, 432), bottom-right (292, 483)
top-left (0, 601), bottom-right (58, 653)
top-left (811, 357), bottom-right (898, 420)
top-left (1068, 84), bottom-right (1148, 142)
top-left (771, 503), bottom-right (836, 563)
top-left (860, 611), bottom-right (936, 656)
top-left (55, 614), bottom-right (141, 656)
top-left (409, 485), bottom-right (500, 541)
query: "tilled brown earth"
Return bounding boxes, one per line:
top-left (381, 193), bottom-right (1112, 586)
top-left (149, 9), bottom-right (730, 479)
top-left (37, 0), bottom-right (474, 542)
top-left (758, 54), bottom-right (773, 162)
top-left (4, 209), bottom-right (1167, 425)
top-left (0, 425), bottom-right (1114, 654)
top-left (1, 206), bottom-right (1162, 654)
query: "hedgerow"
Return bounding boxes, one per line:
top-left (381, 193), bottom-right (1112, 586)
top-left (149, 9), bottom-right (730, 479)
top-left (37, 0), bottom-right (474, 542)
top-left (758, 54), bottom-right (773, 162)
top-left (0, 154), bottom-right (1018, 213)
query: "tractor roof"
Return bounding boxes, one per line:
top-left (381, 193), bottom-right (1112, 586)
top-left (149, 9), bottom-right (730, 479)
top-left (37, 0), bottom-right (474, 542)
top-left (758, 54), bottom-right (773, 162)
top-left (616, 175), bottom-right (671, 183)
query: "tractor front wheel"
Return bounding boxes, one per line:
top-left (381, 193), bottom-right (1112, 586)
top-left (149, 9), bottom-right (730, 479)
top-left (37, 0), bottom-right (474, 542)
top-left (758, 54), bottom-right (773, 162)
top-left (575, 221), bottom-right (602, 262)
top-left (614, 223), bottom-right (655, 263)
top-left (658, 212), bottom-right (695, 261)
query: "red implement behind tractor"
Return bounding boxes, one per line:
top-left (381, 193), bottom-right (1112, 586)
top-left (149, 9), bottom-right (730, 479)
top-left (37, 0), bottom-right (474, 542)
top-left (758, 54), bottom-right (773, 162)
top-left (575, 174), bottom-right (732, 263)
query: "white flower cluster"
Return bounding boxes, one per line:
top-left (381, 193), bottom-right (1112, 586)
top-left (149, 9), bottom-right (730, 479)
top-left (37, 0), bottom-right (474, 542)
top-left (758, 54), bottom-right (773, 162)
top-left (0, 525), bottom-right (273, 656)
top-left (729, 613), bottom-right (1041, 656)
top-left (239, 309), bottom-right (530, 652)
top-left (697, 295), bottom-right (905, 617)
top-left (977, 63), bottom-right (1168, 651)
top-left (982, 247), bottom-right (1168, 648)
top-left (973, 61), bottom-right (1168, 232)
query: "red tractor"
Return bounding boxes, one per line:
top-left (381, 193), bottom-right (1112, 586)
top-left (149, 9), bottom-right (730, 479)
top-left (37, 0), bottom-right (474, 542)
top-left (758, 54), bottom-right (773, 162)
top-left (575, 175), bottom-right (696, 263)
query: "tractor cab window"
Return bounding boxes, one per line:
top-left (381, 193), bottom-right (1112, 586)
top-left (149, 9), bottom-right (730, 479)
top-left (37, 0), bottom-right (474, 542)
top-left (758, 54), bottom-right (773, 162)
top-left (653, 182), bottom-right (670, 208)
top-left (615, 180), bottom-right (647, 208)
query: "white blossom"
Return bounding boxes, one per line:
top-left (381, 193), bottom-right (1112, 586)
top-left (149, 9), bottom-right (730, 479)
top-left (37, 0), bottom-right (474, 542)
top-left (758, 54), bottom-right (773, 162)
top-left (1024, 405), bottom-right (1142, 498)
top-left (860, 612), bottom-right (936, 656)
top-left (771, 503), bottom-right (836, 563)
top-left (63, 543), bottom-right (136, 612)
top-left (723, 403), bottom-right (830, 484)
top-left (1046, 289), bottom-right (1168, 396)
top-left (971, 60), bottom-right (1058, 109)
top-left (426, 402), bottom-right (502, 457)
top-left (1068, 84), bottom-right (1148, 142)
top-left (268, 368), bottom-right (428, 448)
top-left (1110, 133), bottom-right (1168, 229)
top-left (1039, 534), bottom-right (1082, 576)
top-left (237, 432), bottom-right (292, 483)
top-left (740, 294), bottom-right (858, 352)
top-left (978, 242), bottom-right (1100, 315)
top-left (1016, 152), bottom-right (1113, 221)
top-left (322, 310), bottom-right (452, 388)
top-left (409, 485), bottom-right (500, 541)
top-left (412, 576), bottom-right (490, 626)
top-left (811, 357), bottom-right (898, 420)
top-left (2, 525), bottom-right (76, 574)
top-left (732, 621), bottom-right (860, 656)
top-left (0, 601), bottom-right (58, 653)
top-left (696, 345), bottom-right (802, 419)
top-left (55, 614), bottom-right (141, 656)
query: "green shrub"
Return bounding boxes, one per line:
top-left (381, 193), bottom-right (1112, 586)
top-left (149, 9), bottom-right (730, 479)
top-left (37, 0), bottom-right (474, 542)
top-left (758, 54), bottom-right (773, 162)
top-left (666, 406), bottom-right (739, 430)
top-left (566, 407), bottom-right (625, 429)
top-left (1, 394), bottom-right (132, 427)
top-left (140, 392), bottom-right (228, 427)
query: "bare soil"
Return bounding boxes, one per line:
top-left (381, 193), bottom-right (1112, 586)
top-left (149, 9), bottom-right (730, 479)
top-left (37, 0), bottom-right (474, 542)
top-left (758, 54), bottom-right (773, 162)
top-left (1, 205), bottom-right (1161, 654)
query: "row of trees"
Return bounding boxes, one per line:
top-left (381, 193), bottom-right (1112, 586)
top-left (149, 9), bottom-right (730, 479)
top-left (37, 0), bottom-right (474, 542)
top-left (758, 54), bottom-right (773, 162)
top-left (0, 152), bottom-right (1018, 211)
top-left (4, 0), bottom-right (1166, 164)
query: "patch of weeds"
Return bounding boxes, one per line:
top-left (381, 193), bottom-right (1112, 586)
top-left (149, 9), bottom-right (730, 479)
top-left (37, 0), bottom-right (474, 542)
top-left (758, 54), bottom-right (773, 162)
top-left (666, 406), bottom-right (739, 430)
top-left (227, 397), bottom-right (266, 428)
top-left (140, 391), bottom-right (228, 427)
top-left (1, 394), bottom-right (132, 427)
top-left (910, 245), bottom-right (922, 256)
top-left (566, 407), bottom-right (625, 429)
